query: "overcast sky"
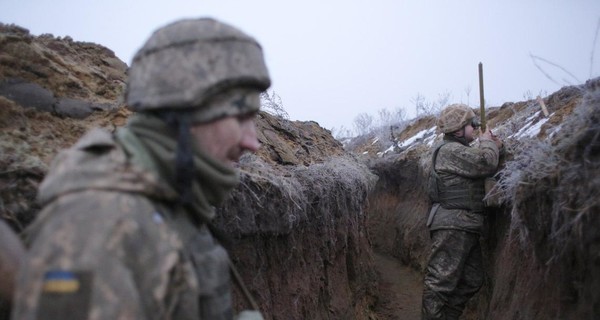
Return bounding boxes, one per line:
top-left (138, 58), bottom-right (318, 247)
top-left (2, 1), bottom-right (599, 133)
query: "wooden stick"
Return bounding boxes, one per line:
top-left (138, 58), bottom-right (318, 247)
top-left (536, 96), bottom-right (549, 117)
top-left (478, 62), bottom-right (486, 131)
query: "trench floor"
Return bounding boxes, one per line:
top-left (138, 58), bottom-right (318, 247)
top-left (372, 252), bottom-right (424, 319)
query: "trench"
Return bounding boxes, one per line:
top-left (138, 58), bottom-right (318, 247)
top-left (371, 252), bottom-right (423, 319)
top-left (365, 156), bottom-right (431, 319)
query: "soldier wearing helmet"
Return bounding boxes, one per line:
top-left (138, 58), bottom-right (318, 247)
top-left (422, 104), bottom-right (503, 320)
top-left (13, 18), bottom-right (269, 320)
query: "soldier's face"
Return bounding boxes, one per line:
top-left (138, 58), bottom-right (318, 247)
top-left (454, 123), bottom-right (476, 142)
top-left (190, 112), bottom-right (261, 166)
top-left (464, 124), bottom-right (475, 142)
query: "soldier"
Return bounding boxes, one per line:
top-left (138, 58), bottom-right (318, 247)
top-left (422, 104), bottom-right (503, 319)
top-left (12, 18), bottom-right (269, 320)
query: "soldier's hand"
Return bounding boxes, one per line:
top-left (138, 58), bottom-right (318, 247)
top-left (480, 128), bottom-right (493, 140)
top-left (489, 130), bottom-right (503, 149)
top-left (480, 128), bottom-right (503, 149)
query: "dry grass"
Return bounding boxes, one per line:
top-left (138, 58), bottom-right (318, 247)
top-left (491, 78), bottom-right (600, 316)
top-left (495, 80), bottom-right (598, 249)
top-left (216, 154), bottom-right (378, 238)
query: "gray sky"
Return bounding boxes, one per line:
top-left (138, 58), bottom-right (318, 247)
top-left (2, 0), bottom-right (599, 133)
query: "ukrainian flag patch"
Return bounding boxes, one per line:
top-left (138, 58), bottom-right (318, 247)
top-left (42, 270), bottom-right (80, 293)
top-left (38, 270), bottom-right (93, 320)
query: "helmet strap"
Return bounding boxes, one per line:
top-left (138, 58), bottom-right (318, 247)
top-left (156, 111), bottom-right (195, 206)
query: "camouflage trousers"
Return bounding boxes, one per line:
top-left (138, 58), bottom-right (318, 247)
top-left (421, 230), bottom-right (483, 320)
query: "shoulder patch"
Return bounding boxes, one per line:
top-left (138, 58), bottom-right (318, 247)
top-left (37, 270), bottom-right (93, 320)
top-left (42, 270), bottom-right (80, 293)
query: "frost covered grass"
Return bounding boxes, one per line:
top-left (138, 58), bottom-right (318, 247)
top-left (217, 153), bottom-right (377, 237)
top-left (495, 78), bottom-right (599, 263)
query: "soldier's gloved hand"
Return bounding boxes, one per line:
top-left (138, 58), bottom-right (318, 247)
top-left (235, 310), bottom-right (264, 320)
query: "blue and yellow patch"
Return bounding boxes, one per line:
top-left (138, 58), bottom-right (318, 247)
top-left (42, 270), bottom-right (80, 293)
top-left (38, 270), bottom-right (93, 320)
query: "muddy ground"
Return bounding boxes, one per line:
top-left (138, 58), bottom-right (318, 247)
top-left (372, 253), bottom-right (423, 319)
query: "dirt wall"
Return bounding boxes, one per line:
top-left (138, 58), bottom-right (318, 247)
top-left (367, 146), bottom-right (431, 270)
top-left (216, 156), bottom-right (379, 319)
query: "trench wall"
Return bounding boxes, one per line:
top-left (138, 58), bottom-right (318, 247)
top-left (216, 156), bottom-right (379, 320)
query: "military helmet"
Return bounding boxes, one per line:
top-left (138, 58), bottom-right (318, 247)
top-left (437, 104), bottom-right (476, 133)
top-left (126, 18), bottom-right (271, 111)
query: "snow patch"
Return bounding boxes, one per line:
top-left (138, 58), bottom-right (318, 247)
top-left (511, 113), bottom-right (553, 139)
top-left (424, 132), bottom-right (440, 147)
top-left (383, 144), bottom-right (395, 154)
top-left (398, 126), bottom-right (436, 148)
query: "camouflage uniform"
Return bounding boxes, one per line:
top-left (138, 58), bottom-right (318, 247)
top-left (12, 127), bottom-right (235, 319)
top-left (422, 107), bottom-right (500, 319)
top-left (12, 18), bottom-right (269, 320)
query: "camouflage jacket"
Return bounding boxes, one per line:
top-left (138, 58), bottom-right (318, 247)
top-left (12, 129), bottom-right (235, 320)
top-left (429, 136), bottom-right (500, 234)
